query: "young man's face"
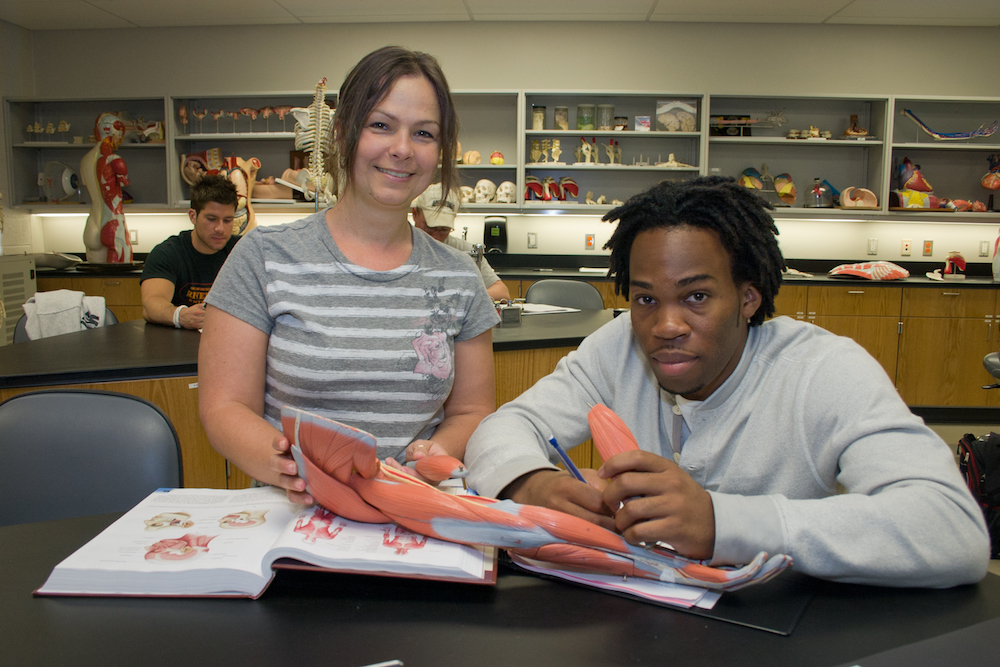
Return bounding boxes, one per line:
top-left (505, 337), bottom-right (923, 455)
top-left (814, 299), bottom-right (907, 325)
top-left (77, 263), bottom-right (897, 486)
top-left (628, 225), bottom-right (761, 401)
top-left (412, 208), bottom-right (453, 243)
top-left (188, 201), bottom-right (236, 254)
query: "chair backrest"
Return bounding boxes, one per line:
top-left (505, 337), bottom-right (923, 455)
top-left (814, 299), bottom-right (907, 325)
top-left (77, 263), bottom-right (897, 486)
top-left (524, 279), bottom-right (606, 310)
top-left (0, 389), bottom-right (183, 526)
top-left (13, 307), bottom-right (119, 343)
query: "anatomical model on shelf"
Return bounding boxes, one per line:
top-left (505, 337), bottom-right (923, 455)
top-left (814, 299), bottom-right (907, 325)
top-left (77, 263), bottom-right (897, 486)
top-left (80, 113), bottom-right (133, 264)
top-left (495, 181), bottom-right (516, 204)
top-left (290, 78), bottom-right (336, 209)
top-left (603, 140), bottom-right (621, 165)
top-left (539, 139), bottom-right (552, 163)
top-left (843, 115), bottom-right (868, 138)
top-left (529, 141), bottom-right (542, 165)
top-left (474, 179), bottom-right (496, 203)
top-left (901, 109), bottom-right (998, 141)
top-left (655, 153), bottom-right (692, 168)
top-left (459, 185), bottom-right (475, 204)
top-left (840, 187), bottom-right (878, 209)
top-left (462, 150), bottom-right (482, 165)
top-left (221, 156), bottom-right (261, 236)
top-left (489, 151), bottom-right (504, 165)
top-left (283, 405), bottom-right (790, 591)
top-left (549, 139), bottom-right (563, 164)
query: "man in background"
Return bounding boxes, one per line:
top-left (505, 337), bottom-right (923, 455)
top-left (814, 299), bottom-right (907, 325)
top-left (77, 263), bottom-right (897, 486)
top-left (141, 175), bottom-right (239, 329)
top-left (412, 184), bottom-right (511, 301)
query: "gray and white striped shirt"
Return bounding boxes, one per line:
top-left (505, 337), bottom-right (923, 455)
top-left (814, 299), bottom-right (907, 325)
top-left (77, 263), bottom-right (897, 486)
top-left (206, 210), bottom-right (499, 461)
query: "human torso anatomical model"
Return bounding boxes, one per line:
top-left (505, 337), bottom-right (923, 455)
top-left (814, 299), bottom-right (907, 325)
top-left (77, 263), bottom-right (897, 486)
top-left (81, 113), bottom-right (133, 263)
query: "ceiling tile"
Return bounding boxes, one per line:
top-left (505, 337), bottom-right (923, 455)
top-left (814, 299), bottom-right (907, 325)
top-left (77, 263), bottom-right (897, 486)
top-left (466, 0), bottom-right (656, 20)
top-left (649, 0), bottom-right (845, 21)
top-left (89, 0), bottom-right (298, 28)
top-left (280, 0), bottom-right (470, 22)
top-left (0, 1), bottom-right (134, 30)
top-left (831, 0), bottom-right (1000, 21)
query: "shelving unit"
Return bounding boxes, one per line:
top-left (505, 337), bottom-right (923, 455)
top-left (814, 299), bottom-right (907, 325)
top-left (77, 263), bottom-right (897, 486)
top-left (521, 92), bottom-right (705, 209)
top-left (889, 97), bottom-right (1000, 212)
top-left (3, 97), bottom-right (169, 208)
top-left (169, 93), bottom-right (322, 207)
top-left (706, 95), bottom-right (889, 213)
top-left (4, 91), bottom-right (999, 222)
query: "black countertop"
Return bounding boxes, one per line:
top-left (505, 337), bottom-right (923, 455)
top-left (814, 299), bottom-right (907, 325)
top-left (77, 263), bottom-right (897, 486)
top-left (0, 311), bottom-right (614, 389)
top-left (5, 512), bottom-right (1000, 667)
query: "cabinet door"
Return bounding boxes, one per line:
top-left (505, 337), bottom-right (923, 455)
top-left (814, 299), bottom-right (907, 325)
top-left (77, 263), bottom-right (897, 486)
top-left (501, 280), bottom-right (523, 299)
top-left (897, 317), bottom-right (994, 406)
top-left (772, 284), bottom-right (807, 319)
top-left (901, 287), bottom-right (994, 318)
top-left (812, 315), bottom-right (899, 381)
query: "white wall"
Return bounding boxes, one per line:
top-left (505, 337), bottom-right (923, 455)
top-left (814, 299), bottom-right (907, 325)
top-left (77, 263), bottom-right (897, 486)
top-left (7, 20), bottom-right (1000, 260)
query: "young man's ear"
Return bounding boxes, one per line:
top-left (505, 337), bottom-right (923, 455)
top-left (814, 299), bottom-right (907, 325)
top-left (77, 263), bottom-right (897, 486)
top-left (187, 208), bottom-right (197, 225)
top-left (740, 283), bottom-right (762, 321)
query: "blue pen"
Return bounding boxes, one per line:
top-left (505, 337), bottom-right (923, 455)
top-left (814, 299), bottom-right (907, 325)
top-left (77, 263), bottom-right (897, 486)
top-left (548, 435), bottom-right (586, 483)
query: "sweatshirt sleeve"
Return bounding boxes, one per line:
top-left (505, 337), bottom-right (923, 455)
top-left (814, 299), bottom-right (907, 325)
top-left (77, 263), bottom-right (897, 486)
top-left (465, 317), bottom-right (628, 499)
top-left (710, 338), bottom-right (990, 588)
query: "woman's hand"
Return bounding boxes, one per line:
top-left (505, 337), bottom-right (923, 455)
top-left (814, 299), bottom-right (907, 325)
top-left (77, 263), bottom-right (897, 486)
top-left (269, 434), bottom-right (314, 505)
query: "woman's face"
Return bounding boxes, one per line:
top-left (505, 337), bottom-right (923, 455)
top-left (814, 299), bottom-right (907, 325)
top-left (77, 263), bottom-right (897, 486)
top-left (349, 74), bottom-right (441, 212)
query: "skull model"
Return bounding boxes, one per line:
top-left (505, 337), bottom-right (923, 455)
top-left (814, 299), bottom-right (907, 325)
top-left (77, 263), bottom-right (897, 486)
top-left (495, 181), bottom-right (516, 204)
top-left (459, 185), bottom-right (475, 204)
top-left (474, 179), bottom-right (496, 203)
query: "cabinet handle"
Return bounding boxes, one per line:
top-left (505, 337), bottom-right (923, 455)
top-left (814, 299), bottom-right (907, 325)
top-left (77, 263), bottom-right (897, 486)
top-left (990, 321), bottom-right (994, 341)
top-left (847, 290), bottom-right (865, 294)
top-left (941, 292), bottom-right (961, 296)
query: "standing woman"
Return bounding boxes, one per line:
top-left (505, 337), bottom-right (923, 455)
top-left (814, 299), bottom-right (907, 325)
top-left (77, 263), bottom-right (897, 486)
top-left (199, 47), bottom-right (499, 504)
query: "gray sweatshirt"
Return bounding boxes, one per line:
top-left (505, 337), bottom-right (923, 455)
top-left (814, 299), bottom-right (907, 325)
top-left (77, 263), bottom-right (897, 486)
top-left (465, 315), bottom-right (990, 587)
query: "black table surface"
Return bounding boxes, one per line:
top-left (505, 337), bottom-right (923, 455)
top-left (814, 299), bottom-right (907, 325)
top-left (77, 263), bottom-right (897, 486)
top-left (0, 312), bottom-right (614, 389)
top-left (5, 513), bottom-right (1000, 667)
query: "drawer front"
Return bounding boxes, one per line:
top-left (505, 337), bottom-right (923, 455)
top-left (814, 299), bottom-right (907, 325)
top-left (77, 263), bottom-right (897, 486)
top-left (808, 285), bottom-right (901, 317)
top-left (901, 287), bottom-right (996, 318)
top-left (72, 277), bottom-right (142, 306)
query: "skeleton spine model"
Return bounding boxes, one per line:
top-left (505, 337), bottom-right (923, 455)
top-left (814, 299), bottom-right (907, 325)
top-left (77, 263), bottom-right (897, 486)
top-left (292, 78), bottom-right (336, 207)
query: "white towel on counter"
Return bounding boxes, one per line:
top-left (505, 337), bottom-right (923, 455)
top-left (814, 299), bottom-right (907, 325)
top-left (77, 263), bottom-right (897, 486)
top-left (22, 290), bottom-right (106, 340)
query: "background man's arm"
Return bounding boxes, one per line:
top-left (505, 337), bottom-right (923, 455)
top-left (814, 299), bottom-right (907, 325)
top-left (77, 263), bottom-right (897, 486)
top-left (141, 278), bottom-right (203, 329)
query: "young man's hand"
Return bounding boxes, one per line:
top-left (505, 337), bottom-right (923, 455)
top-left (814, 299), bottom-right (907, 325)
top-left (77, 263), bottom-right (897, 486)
top-left (599, 450), bottom-right (716, 560)
top-left (501, 468), bottom-right (615, 531)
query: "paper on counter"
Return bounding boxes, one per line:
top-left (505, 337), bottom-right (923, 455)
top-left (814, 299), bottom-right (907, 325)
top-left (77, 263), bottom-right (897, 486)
top-left (520, 303), bottom-right (581, 315)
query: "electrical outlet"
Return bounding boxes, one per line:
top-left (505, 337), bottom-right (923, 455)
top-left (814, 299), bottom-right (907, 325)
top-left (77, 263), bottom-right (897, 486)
top-left (922, 240), bottom-right (933, 256)
top-left (527, 232), bottom-right (537, 249)
top-left (981, 240), bottom-right (991, 257)
top-left (585, 233), bottom-right (595, 250)
top-left (900, 239), bottom-right (911, 256)
top-left (129, 229), bottom-right (138, 244)
top-left (867, 238), bottom-right (878, 255)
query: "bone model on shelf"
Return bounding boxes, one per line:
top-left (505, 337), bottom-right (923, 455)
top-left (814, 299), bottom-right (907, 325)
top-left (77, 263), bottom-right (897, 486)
top-left (290, 78), bottom-right (336, 208)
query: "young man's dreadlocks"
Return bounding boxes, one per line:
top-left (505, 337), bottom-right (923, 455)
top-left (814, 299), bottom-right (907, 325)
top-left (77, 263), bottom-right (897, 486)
top-left (602, 176), bottom-right (785, 326)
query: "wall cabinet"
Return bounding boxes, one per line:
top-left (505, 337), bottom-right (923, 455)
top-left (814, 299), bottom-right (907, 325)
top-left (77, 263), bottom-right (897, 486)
top-left (890, 98), bottom-right (1000, 212)
top-left (4, 97), bottom-right (169, 208)
top-left (6, 92), bottom-right (999, 221)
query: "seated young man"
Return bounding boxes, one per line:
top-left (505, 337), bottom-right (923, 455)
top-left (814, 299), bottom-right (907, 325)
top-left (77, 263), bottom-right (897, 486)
top-left (465, 177), bottom-right (989, 588)
top-left (412, 184), bottom-right (511, 301)
top-left (141, 175), bottom-right (239, 329)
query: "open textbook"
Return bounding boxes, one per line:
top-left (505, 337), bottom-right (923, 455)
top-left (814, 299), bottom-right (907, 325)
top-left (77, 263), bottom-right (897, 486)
top-left (36, 487), bottom-right (496, 599)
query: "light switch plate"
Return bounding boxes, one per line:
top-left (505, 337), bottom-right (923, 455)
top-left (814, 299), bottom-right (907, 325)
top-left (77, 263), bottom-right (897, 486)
top-left (527, 232), bottom-right (537, 249)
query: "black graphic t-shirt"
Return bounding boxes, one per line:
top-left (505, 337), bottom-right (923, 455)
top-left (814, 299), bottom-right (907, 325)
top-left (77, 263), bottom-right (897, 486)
top-left (141, 230), bottom-right (239, 307)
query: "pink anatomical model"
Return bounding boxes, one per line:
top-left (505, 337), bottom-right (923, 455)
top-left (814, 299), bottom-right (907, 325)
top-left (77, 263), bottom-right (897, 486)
top-left (192, 108), bottom-right (207, 133)
top-left (80, 112), bottom-right (133, 263)
top-left (210, 109), bottom-right (224, 133)
top-left (282, 406), bottom-right (791, 591)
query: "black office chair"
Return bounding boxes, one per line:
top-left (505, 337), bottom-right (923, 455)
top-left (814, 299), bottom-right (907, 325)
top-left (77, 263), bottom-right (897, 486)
top-left (524, 279), bottom-right (605, 310)
top-left (13, 308), bottom-right (119, 343)
top-left (0, 389), bottom-right (183, 526)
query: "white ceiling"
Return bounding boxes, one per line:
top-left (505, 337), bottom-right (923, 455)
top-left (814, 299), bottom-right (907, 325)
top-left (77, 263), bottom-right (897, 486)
top-left (2, 0), bottom-right (999, 31)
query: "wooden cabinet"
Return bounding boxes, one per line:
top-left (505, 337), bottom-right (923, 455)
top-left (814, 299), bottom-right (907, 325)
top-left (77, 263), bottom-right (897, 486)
top-left (772, 284), bottom-right (807, 319)
top-left (807, 285), bottom-right (901, 379)
top-left (37, 275), bottom-right (143, 322)
top-left (897, 286), bottom-right (997, 406)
